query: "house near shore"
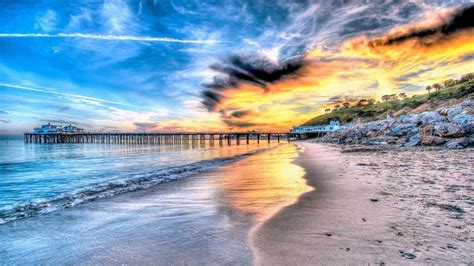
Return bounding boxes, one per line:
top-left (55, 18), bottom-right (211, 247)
top-left (33, 123), bottom-right (83, 134)
top-left (290, 120), bottom-right (341, 133)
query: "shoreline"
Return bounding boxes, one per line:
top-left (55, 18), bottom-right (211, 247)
top-left (251, 142), bottom-right (473, 264)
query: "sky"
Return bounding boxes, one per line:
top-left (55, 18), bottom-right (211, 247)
top-left (0, 0), bottom-right (473, 134)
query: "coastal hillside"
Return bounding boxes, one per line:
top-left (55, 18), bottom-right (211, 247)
top-left (302, 77), bottom-right (474, 126)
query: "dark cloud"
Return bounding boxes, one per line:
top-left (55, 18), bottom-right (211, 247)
top-left (395, 69), bottom-right (434, 82)
top-left (0, 110), bottom-right (8, 114)
top-left (58, 106), bottom-right (71, 112)
top-left (201, 54), bottom-right (307, 111)
top-left (369, 4), bottom-right (474, 47)
top-left (0, 119), bottom-right (11, 123)
top-left (460, 53), bottom-right (474, 62)
top-left (133, 122), bottom-right (159, 131)
top-left (221, 119), bottom-right (261, 128)
top-left (228, 109), bottom-right (252, 118)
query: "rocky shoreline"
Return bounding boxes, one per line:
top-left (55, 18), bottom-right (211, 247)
top-left (317, 100), bottom-right (474, 149)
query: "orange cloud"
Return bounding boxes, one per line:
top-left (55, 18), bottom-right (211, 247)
top-left (197, 5), bottom-right (474, 131)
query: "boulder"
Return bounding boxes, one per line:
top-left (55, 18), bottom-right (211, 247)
top-left (405, 133), bottom-right (422, 147)
top-left (422, 136), bottom-right (446, 146)
top-left (452, 113), bottom-right (474, 125)
top-left (438, 108), bottom-right (449, 116)
top-left (447, 105), bottom-right (464, 119)
top-left (446, 138), bottom-right (470, 149)
top-left (404, 137), bottom-right (421, 147)
top-left (453, 114), bottom-right (474, 134)
top-left (396, 137), bottom-right (407, 145)
top-left (412, 111), bottom-right (447, 126)
top-left (433, 122), bottom-right (466, 138)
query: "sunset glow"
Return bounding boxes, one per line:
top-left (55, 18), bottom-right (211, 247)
top-left (0, 1), bottom-right (473, 133)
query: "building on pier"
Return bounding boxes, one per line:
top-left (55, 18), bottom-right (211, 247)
top-left (290, 120), bottom-right (341, 134)
top-left (63, 124), bottom-right (84, 133)
top-left (33, 123), bottom-right (83, 134)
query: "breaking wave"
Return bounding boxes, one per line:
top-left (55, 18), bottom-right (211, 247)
top-left (0, 147), bottom-right (272, 224)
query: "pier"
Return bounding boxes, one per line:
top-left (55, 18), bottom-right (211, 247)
top-left (24, 132), bottom-right (298, 144)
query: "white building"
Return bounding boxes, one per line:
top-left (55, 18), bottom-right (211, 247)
top-left (34, 123), bottom-right (63, 134)
top-left (291, 120), bottom-right (341, 133)
top-left (63, 124), bottom-right (84, 133)
top-left (33, 123), bottom-right (83, 134)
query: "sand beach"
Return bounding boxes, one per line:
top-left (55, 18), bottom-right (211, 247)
top-left (253, 142), bottom-right (473, 264)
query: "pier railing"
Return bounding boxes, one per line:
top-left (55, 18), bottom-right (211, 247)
top-left (24, 132), bottom-right (299, 144)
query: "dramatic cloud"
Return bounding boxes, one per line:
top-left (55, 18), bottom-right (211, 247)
top-left (366, 4), bottom-right (474, 47)
top-left (198, 4), bottom-right (474, 130)
top-left (1, 1), bottom-right (473, 133)
top-left (201, 54), bottom-right (307, 111)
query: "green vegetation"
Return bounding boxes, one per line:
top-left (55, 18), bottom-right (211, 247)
top-left (302, 78), bottom-right (474, 126)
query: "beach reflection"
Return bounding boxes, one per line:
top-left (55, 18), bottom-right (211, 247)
top-left (219, 144), bottom-right (312, 222)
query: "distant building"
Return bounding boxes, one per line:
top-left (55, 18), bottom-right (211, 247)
top-left (63, 124), bottom-right (84, 133)
top-left (290, 120), bottom-right (341, 133)
top-left (34, 123), bottom-right (63, 134)
top-left (33, 123), bottom-right (83, 134)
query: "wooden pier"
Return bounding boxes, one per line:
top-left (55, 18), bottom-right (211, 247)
top-left (24, 132), bottom-right (299, 144)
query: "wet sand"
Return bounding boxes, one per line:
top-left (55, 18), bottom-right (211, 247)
top-left (252, 142), bottom-right (473, 264)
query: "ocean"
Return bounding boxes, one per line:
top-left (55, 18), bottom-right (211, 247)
top-left (0, 135), bottom-right (280, 224)
top-left (0, 135), bottom-right (308, 264)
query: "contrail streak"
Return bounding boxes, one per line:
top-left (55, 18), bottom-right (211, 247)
top-left (0, 83), bottom-right (129, 106)
top-left (0, 33), bottom-right (225, 44)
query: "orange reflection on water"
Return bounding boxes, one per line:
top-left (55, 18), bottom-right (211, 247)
top-left (219, 144), bottom-right (312, 222)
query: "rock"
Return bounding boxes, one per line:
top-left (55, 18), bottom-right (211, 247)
top-left (446, 138), bottom-right (469, 149)
top-left (385, 137), bottom-right (397, 144)
top-left (438, 108), bottom-right (449, 116)
top-left (405, 135), bottom-right (421, 147)
top-left (422, 136), bottom-right (446, 146)
top-left (452, 114), bottom-right (474, 134)
top-left (396, 137), bottom-right (407, 145)
top-left (447, 105), bottom-right (464, 119)
top-left (433, 122), bottom-right (466, 137)
top-left (401, 252), bottom-right (417, 260)
top-left (452, 113), bottom-right (473, 124)
top-left (412, 111), bottom-right (447, 126)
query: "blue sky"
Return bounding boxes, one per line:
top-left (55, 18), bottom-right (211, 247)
top-left (0, 0), bottom-right (472, 134)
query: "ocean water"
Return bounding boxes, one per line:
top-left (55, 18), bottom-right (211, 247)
top-left (0, 137), bottom-right (308, 264)
top-left (0, 135), bottom-right (281, 224)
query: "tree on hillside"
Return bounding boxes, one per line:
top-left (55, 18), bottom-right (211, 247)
top-left (425, 85), bottom-right (431, 94)
top-left (398, 93), bottom-right (407, 100)
top-left (368, 98), bottom-right (376, 105)
top-left (381, 95), bottom-right (389, 102)
top-left (460, 73), bottom-right (474, 82)
top-left (443, 79), bottom-right (456, 87)
top-left (357, 99), bottom-right (368, 106)
top-left (324, 108), bottom-right (331, 113)
top-left (432, 83), bottom-right (442, 91)
top-left (342, 102), bottom-right (351, 108)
